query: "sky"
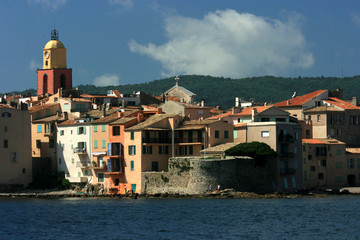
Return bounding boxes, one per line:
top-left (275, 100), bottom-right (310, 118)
top-left (1, 0), bottom-right (360, 93)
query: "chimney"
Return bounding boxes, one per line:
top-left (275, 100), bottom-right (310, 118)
top-left (235, 97), bottom-right (240, 107)
top-left (232, 107), bottom-right (235, 114)
top-left (64, 112), bottom-right (68, 120)
top-left (352, 97), bottom-right (358, 106)
top-left (58, 88), bottom-right (63, 97)
top-left (201, 99), bottom-right (205, 107)
top-left (287, 100), bottom-right (290, 105)
top-left (252, 108), bottom-right (257, 121)
top-left (117, 111), bottom-right (123, 117)
top-left (157, 107), bottom-right (163, 114)
top-left (102, 107), bottom-right (106, 117)
top-left (122, 100), bottom-right (126, 108)
top-left (137, 113), bottom-right (144, 123)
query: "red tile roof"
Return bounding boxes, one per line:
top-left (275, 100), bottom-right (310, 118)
top-left (232, 106), bottom-right (271, 116)
top-left (323, 97), bottom-right (360, 110)
top-left (302, 139), bottom-right (326, 144)
top-left (346, 148), bottom-right (360, 154)
top-left (0, 104), bottom-right (15, 109)
top-left (274, 90), bottom-right (327, 107)
top-left (207, 111), bottom-right (232, 120)
top-left (28, 103), bottom-right (59, 114)
top-left (233, 123), bottom-right (248, 128)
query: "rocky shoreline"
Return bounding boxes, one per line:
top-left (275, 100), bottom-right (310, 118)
top-left (0, 188), bottom-right (358, 199)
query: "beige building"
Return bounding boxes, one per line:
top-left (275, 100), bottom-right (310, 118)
top-left (302, 139), bottom-right (360, 188)
top-left (164, 77), bottom-right (196, 104)
top-left (123, 114), bottom-right (234, 193)
top-left (0, 105), bottom-right (32, 189)
top-left (161, 100), bottom-right (212, 120)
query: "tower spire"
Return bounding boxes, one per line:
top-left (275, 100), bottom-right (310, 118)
top-left (51, 29), bottom-right (59, 40)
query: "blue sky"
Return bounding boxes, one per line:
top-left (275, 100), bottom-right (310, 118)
top-left (1, 0), bottom-right (360, 93)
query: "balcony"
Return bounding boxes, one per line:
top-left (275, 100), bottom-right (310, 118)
top-left (279, 168), bottom-right (296, 175)
top-left (279, 152), bottom-right (295, 158)
top-left (44, 131), bottom-right (55, 137)
top-left (66, 176), bottom-right (88, 183)
top-left (278, 134), bottom-right (294, 143)
top-left (73, 147), bottom-right (87, 154)
top-left (108, 143), bottom-right (122, 157)
top-left (76, 161), bottom-right (91, 169)
top-left (105, 159), bottom-right (122, 174)
top-left (143, 138), bottom-right (172, 144)
top-left (176, 138), bottom-right (202, 144)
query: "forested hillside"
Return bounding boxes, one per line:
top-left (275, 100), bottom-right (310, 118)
top-left (5, 75), bottom-right (360, 109)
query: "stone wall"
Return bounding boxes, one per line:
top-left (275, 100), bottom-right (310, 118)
top-left (142, 156), bottom-right (277, 194)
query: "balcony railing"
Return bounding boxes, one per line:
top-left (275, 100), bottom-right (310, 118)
top-left (73, 147), bottom-right (87, 154)
top-left (278, 134), bottom-right (294, 143)
top-left (279, 152), bottom-right (295, 158)
top-left (142, 137), bottom-right (203, 144)
top-left (279, 168), bottom-right (296, 175)
top-left (76, 161), bottom-right (91, 168)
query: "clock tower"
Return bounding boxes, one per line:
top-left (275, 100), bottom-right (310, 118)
top-left (37, 29), bottom-right (72, 95)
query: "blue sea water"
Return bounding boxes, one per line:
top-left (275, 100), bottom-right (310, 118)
top-left (0, 196), bottom-right (360, 240)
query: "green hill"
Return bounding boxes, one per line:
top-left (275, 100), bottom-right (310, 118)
top-left (4, 75), bottom-right (360, 109)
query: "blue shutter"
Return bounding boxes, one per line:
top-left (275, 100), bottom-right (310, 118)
top-left (128, 146), bottom-right (131, 155)
top-left (107, 159), bottom-right (112, 172)
top-left (108, 143), bottom-right (112, 155)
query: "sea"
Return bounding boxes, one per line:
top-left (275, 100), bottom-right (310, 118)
top-left (0, 196), bottom-right (359, 240)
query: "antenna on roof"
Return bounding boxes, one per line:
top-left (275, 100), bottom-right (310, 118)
top-left (292, 92), bottom-right (297, 98)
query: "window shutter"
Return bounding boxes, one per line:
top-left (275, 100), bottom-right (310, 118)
top-left (77, 127), bottom-right (80, 135)
top-left (128, 146), bottom-right (131, 155)
top-left (84, 127), bottom-right (86, 135)
top-left (150, 146), bottom-right (152, 154)
top-left (134, 146), bottom-right (136, 155)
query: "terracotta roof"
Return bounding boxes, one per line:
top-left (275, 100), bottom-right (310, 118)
top-left (58, 119), bottom-right (91, 126)
top-left (182, 119), bottom-right (220, 125)
top-left (233, 123), bottom-right (248, 128)
top-left (110, 117), bottom-right (136, 125)
top-left (85, 109), bottom-right (118, 118)
top-left (81, 94), bottom-right (117, 98)
top-left (175, 125), bottom-right (205, 130)
top-left (346, 148), bottom-right (360, 154)
top-left (274, 90), bottom-right (327, 107)
top-left (0, 104), bottom-right (15, 109)
top-left (232, 106), bottom-right (271, 116)
top-left (126, 114), bottom-right (178, 131)
top-left (63, 98), bottom-right (92, 103)
top-left (207, 111), bottom-right (232, 120)
top-left (302, 139), bottom-right (326, 144)
top-left (304, 106), bottom-right (343, 113)
top-left (323, 97), bottom-right (360, 110)
top-left (111, 90), bottom-right (122, 98)
top-left (32, 115), bottom-right (62, 123)
top-left (91, 112), bottom-right (120, 124)
top-left (28, 103), bottom-right (59, 114)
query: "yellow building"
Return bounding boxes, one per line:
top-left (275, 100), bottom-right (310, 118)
top-left (0, 105), bottom-right (32, 190)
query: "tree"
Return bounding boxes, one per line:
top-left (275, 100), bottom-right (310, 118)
top-left (225, 141), bottom-right (277, 161)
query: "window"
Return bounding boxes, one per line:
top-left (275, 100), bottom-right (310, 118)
top-left (198, 110), bottom-right (204, 115)
top-left (336, 149), bottom-right (342, 156)
top-left (143, 146), bottom-right (153, 154)
top-left (261, 131), bottom-right (270, 138)
top-left (305, 130), bottom-right (310, 138)
top-left (102, 140), bottom-right (106, 148)
top-left (130, 161), bottom-right (134, 171)
top-left (10, 152), bottom-right (17, 163)
top-left (180, 146), bottom-right (188, 155)
top-left (60, 130), bottom-right (64, 136)
top-left (335, 176), bottom-right (343, 183)
top-left (310, 166), bottom-right (316, 172)
top-left (58, 158), bottom-right (61, 165)
top-left (113, 126), bottom-right (120, 136)
top-left (37, 125), bottom-right (43, 133)
top-left (152, 161), bottom-right (159, 171)
top-left (114, 179), bottom-right (119, 186)
top-left (189, 145), bottom-right (193, 155)
top-left (317, 115), bottom-right (321, 122)
top-left (72, 158), bottom-right (74, 164)
top-left (61, 144), bottom-right (64, 149)
top-left (224, 131), bottom-right (229, 139)
top-left (64, 103), bottom-right (69, 111)
top-left (4, 126), bottom-right (8, 132)
top-left (94, 140), bottom-right (98, 149)
top-left (215, 130), bottom-right (219, 138)
top-left (131, 131), bottom-right (134, 140)
top-left (131, 184), bottom-right (136, 192)
top-left (158, 146), bottom-right (168, 155)
top-left (128, 145), bottom-right (136, 155)
top-left (233, 130), bottom-right (237, 139)
top-left (78, 127), bottom-right (86, 135)
top-left (36, 140), bottom-right (41, 148)
top-left (347, 158), bottom-right (355, 169)
top-left (335, 162), bottom-right (343, 168)
top-left (4, 140), bottom-right (8, 148)
top-left (94, 125), bottom-right (98, 132)
top-left (102, 125), bottom-right (106, 132)
top-left (54, 97), bottom-right (58, 102)
top-left (98, 173), bottom-right (104, 183)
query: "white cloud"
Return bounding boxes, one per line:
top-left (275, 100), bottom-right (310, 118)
top-left (93, 74), bottom-right (120, 87)
top-left (27, 0), bottom-right (67, 11)
top-left (351, 13), bottom-right (360, 26)
top-left (129, 9), bottom-right (314, 78)
top-left (108, 0), bottom-right (133, 9)
top-left (29, 60), bottom-right (40, 71)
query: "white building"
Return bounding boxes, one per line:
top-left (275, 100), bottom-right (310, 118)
top-left (57, 119), bottom-right (92, 184)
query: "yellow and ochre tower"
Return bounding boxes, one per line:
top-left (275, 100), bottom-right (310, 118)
top-left (37, 29), bottom-right (72, 95)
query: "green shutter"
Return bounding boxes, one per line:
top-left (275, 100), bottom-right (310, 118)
top-left (128, 146), bottom-right (131, 155)
top-left (94, 125), bottom-right (97, 132)
top-left (84, 127), bottom-right (86, 135)
top-left (94, 140), bottom-right (98, 148)
top-left (131, 161), bottom-right (134, 171)
top-left (131, 131), bottom-right (134, 140)
top-left (102, 140), bottom-right (106, 148)
top-left (77, 127), bottom-right (80, 135)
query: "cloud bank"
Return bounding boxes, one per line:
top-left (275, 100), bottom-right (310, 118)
top-left (129, 9), bottom-right (314, 78)
top-left (29, 60), bottom-right (40, 71)
top-left (93, 74), bottom-right (120, 87)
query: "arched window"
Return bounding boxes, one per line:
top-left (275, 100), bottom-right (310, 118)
top-left (45, 60), bottom-right (48, 66)
top-left (43, 74), bottom-right (48, 94)
top-left (60, 74), bottom-right (66, 89)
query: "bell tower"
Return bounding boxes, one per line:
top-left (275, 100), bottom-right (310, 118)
top-left (37, 29), bottom-right (72, 96)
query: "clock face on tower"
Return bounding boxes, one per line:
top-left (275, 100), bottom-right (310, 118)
top-left (44, 51), bottom-right (49, 58)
